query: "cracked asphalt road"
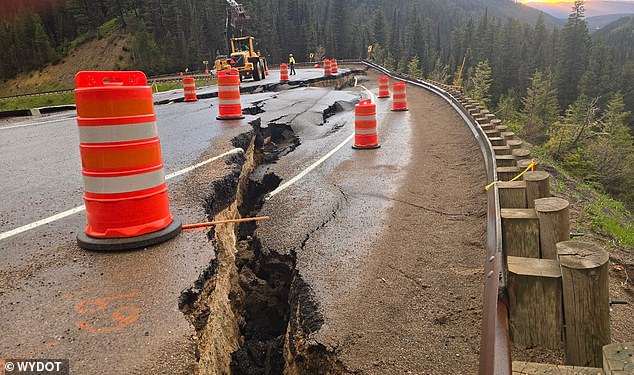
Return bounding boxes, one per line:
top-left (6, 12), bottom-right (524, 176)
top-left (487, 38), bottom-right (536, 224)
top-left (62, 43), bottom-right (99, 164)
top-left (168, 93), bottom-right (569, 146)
top-left (256, 70), bottom-right (488, 374)
top-left (0, 78), bottom-right (357, 373)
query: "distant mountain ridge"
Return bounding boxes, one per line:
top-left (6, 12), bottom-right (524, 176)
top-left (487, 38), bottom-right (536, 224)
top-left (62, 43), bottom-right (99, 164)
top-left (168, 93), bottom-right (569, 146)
top-left (588, 13), bottom-right (634, 31)
top-left (524, 1), bottom-right (634, 19)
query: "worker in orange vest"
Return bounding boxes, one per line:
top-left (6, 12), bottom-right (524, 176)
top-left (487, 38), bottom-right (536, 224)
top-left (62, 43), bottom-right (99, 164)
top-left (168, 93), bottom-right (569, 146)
top-left (289, 54), bottom-right (296, 75)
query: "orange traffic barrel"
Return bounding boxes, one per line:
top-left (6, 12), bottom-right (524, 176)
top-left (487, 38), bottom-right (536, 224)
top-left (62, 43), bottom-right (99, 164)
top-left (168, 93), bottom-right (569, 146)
top-left (392, 81), bottom-right (408, 111)
top-left (217, 68), bottom-right (244, 120)
top-left (331, 59), bottom-right (338, 74)
top-left (183, 77), bottom-right (197, 102)
top-left (280, 63), bottom-right (289, 83)
top-left (352, 99), bottom-right (380, 150)
top-left (378, 76), bottom-right (390, 98)
top-left (74, 71), bottom-right (181, 251)
top-left (314, 63), bottom-right (320, 68)
top-left (324, 59), bottom-right (332, 76)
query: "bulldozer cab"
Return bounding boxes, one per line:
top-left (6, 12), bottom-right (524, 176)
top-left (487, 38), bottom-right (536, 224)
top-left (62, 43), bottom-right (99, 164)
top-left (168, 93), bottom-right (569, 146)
top-left (231, 36), bottom-right (259, 57)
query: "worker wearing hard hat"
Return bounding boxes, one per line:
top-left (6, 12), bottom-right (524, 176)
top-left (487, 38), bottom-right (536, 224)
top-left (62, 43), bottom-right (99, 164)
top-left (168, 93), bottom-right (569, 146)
top-left (289, 54), bottom-right (296, 75)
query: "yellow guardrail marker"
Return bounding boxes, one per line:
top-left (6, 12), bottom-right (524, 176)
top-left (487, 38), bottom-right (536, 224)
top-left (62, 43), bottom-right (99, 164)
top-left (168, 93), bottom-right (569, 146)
top-left (485, 159), bottom-right (536, 191)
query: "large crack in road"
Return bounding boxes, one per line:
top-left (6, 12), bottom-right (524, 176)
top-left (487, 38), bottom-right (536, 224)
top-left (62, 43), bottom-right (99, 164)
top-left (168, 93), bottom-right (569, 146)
top-left (178, 78), bottom-right (359, 374)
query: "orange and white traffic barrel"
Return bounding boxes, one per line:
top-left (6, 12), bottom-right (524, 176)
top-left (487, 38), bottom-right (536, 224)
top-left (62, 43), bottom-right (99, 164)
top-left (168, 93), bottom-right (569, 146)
top-left (183, 77), bottom-right (197, 102)
top-left (392, 81), bottom-right (408, 111)
top-left (74, 71), bottom-right (181, 251)
top-left (352, 99), bottom-right (380, 150)
top-left (331, 59), bottom-right (338, 74)
top-left (378, 76), bottom-right (390, 98)
top-left (280, 63), bottom-right (289, 83)
top-left (324, 59), bottom-right (332, 76)
top-left (217, 68), bottom-right (244, 120)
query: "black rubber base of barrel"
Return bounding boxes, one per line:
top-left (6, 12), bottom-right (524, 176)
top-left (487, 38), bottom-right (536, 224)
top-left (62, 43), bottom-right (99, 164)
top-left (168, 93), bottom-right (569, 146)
top-left (352, 144), bottom-right (381, 150)
top-left (391, 108), bottom-right (409, 112)
top-left (217, 115), bottom-right (245, 120)
top-left (77, 217), bottom-right (182, 251)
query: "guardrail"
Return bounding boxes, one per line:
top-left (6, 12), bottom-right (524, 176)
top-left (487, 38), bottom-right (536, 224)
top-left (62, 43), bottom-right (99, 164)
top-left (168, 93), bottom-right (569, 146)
top-left (360, 60), bottom-right (512, 375)
top-left (0, 73), bottom-right (215, 101)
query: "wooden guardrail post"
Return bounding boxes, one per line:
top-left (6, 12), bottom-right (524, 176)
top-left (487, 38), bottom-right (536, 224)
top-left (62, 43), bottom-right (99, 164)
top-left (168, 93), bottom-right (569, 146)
top-left (524, 171), bottom-right (551, 208)
top-left (501, 209), bottom-right (540, 257)
top-left (603, 343), bottom-right (634, 374)
top-left (508, 256), bottom-right (563, 349)
top-left (498, 181), bottom-right (527, 208)
top-left (534, 197), bottom-right (570, 259)
top-left (557, 241), bottom-right (610, 367)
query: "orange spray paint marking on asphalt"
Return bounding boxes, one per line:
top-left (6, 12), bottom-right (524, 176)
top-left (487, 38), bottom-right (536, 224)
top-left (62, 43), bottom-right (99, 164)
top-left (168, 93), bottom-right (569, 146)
top-left (74, 290), bottom-right (140, 333)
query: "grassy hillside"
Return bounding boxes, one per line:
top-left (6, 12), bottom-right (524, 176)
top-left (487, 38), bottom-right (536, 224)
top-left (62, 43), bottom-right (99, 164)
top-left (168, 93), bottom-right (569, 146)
top-left (0, 31), bottom-right (132, 96)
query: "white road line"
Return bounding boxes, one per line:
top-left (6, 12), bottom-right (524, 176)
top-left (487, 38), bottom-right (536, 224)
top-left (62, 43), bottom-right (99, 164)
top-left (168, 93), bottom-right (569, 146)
top-left (0, 116), bottom-right (76, 131)
top-left (265, 132), bottom-right (355, 200)
top-left (265, 80), bottom-right (376, 200)
top-left (0, 147), bottom-right (244, 241)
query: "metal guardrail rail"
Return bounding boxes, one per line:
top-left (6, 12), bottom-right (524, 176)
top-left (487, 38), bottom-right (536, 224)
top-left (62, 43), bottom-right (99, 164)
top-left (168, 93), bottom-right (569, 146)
top-left (360, 60), bottom-right (512, 375)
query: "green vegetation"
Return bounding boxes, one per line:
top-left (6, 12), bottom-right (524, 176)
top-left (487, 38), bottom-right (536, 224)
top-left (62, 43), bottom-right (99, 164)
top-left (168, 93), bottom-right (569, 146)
top-left (0, 78), bottom-right (216, 111)
top-left (584, 195), bottom-right (634, 249)
top-left (0, 93), bottom-right (75, 111)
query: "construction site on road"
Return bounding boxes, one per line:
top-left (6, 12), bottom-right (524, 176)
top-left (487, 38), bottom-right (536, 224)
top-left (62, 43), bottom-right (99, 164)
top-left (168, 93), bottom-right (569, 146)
top-left (1, 62), bottom-right (633, 375)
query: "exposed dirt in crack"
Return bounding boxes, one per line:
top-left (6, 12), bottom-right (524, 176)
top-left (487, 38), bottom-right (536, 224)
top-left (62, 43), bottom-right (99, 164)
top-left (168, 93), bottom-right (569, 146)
top-left (179, 80), bottom-right (360, 374)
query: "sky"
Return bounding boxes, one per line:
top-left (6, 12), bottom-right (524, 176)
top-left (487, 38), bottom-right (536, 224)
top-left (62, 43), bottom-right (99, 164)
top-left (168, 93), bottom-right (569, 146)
top-left (521, 0), bottom-right (633, 2)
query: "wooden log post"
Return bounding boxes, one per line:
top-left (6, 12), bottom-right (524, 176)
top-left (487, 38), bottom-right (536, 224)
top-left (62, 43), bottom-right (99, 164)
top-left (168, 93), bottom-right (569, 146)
top-left (498, 166), bottom-right (521, 181)
top-left (534, 197), bottom-right (570, 259)
top-left (490, 137), bottom-right (507, 147)
top-left (486, 129), bottom-right (501, 138)
top-left (524, 171), bottom-right (551, 208)
top-left (498, 182), bottom-right (527, 209)
top-left (557, 241), bottom-right (611, 368)
top-left (496, 155), bottom-right (517, 167)
top-left (517, 159), bottom-right (534, 171)
top-left (493, 145), bottom-right (512, 155)
top-left (512, 148), bottom-right (531, 162)
top-left (495, 125), bottom-right (509, 133)
top-left (603, 343), bottom-right (634, 374)
top-left (508, 256), bottom-right (563, 349)
top-left (507, 139), bottom-right (523, 150)
top-left (501, 131), bottom-right (515, 141)
top-left (501, 209), bottom-right (540, 257)
top-left (485, 113), bottom-right (496, 122)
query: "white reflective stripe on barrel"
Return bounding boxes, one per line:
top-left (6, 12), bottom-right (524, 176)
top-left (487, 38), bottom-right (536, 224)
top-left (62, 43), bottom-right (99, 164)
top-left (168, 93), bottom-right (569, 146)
top-left (183, 84), bottom-right (196, 88)
top-left (218, 85), bottom-right (239, 92)
top-left (355, 128), bottom-right (377, 135)
top-left (79, 121), bottom-right (158, 144)
top-left (355, 115), bottom-right (376, 122)
top-left (393, 98), bottom-right (407, 102)
top-left (83, 168), bottom-right (165, 194)
top-left (219, 99), bottom-right (241, 105)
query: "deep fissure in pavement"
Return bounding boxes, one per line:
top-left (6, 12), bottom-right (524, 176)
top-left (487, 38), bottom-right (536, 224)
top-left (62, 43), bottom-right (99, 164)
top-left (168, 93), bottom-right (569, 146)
top-left (179, 81), bottom-right (359, 374)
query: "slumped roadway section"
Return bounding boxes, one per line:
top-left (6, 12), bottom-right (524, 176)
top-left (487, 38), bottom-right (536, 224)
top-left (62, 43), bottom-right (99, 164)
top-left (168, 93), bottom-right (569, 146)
top-left (255, 71), bottom-right (487, 373)
top-left (0, 79), bottom-right (357, 373)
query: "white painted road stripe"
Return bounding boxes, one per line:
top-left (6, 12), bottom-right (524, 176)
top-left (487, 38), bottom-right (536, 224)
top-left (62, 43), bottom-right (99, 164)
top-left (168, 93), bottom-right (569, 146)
top-left (0, 116), bottom-right (76, 131)
top-left (265, 79), bottom-right (376, 200)
top-left (265, 132), bottom-right (355, 200)
top-left (0, 147), bottom-right (244, 241)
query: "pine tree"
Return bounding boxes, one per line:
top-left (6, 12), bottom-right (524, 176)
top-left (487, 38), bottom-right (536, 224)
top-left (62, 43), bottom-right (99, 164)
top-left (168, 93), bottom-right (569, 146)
top-left (468, 60), bottom-right (492, 107)
top-left (546, 96), bottom-right (598, 167)
top-left (407, 55), bottom-right (421, 78)
top-left (371, 9), bottom-right (388, 47)
top-left (555, 0), bottom-right (590, 110)
top-left (586, 93), bottom-right (634, 194)
top-left (521, 71), bottom-right (559, 143)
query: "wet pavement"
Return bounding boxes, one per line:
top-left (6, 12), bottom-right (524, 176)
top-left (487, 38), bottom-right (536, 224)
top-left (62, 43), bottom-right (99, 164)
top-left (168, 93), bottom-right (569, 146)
top-left (0, 69), bottom-right (364, 373)
top-left (151, 68), bottom-right (349, 104)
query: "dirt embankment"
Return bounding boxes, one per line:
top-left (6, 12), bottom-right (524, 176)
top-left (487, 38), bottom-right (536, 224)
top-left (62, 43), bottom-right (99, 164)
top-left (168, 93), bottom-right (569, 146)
top-left (0, 32), bottom-right (132, 96)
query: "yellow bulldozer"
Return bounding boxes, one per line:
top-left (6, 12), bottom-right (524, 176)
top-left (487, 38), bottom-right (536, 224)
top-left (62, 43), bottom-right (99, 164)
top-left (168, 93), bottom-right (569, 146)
top-left (214, 36), bottom-right (268, 82)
